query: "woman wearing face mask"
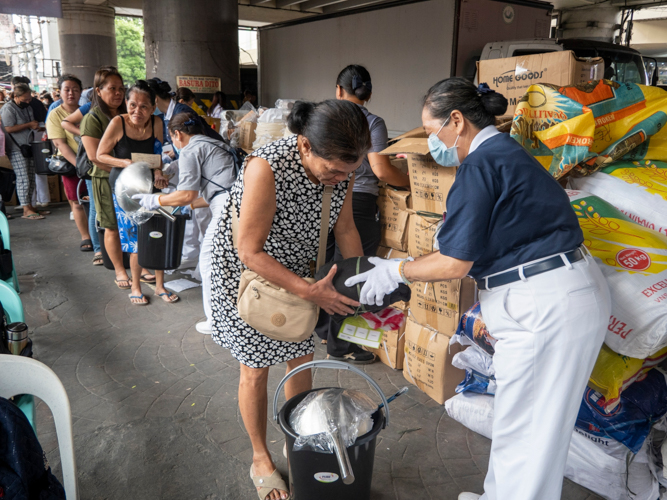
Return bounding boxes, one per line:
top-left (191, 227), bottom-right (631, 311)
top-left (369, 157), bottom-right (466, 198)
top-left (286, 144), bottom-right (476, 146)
top-left (96, 80), bottom-right (176, 306)
top-left (346, 78), bottom-right (611, 500)
top-left (132, 111), bottom-right (236, 331)
top-left (1, 83), bottom-right (42, 219)
top-left (316, 64), bottom-right (411, 364)
top-left (209, 100), bottom-right (369, 500)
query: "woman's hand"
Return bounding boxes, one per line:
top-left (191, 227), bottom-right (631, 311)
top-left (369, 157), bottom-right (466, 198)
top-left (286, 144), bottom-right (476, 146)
top-left (153, 170), bottom-right (169, 189)
top-left (28, 121), bottom-right (40, 130)
top-left (166, 150), bottom-right (175, 160)
top-left (306, 265), bottom-right (360, 316)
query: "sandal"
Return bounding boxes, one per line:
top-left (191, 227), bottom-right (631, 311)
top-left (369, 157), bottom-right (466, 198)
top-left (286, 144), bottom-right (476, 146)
top-left (38, 210), bottom-right (51, 215)
top-left (156, 291), bottom-right (180, 303)
top-left (114, 278), bottom-right (132, 289)
top-left (80, 239), bottom-right (93, 252)
top-left (129, 294), bottom-right (149, 306)
top-left (93, 254), bottom-right (104, 266)
top-left (250, 465), bottom-right (290, 500)
top-left (140, 274), bottom-right (156, 283)
top-left (21, 213), bottom-right (45, 220)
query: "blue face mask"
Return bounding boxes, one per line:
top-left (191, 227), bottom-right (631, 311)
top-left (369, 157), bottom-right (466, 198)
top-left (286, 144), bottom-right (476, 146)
top-left (428, 117), bottom-right (460, 167)
top-left (173, 143), bottom-right (181, 155)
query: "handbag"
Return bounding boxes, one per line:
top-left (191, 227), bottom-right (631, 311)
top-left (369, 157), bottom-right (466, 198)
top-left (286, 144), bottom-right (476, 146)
top-left (47, 155), bottom-right (76, 176)
top-left (233, 185), bottom-right (334, 342)
top-left (6, 130), bottom-right (32, 159)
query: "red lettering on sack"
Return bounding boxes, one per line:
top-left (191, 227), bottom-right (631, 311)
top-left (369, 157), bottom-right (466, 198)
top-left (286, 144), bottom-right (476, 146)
top-left (616, 248), bottom-right (651, 271)
top-left (608, 315), bottom-right (633, 339)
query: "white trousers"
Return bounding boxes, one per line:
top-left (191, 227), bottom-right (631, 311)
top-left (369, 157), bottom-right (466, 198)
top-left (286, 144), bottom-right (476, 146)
top-left (478, 254), bottom-right (610, 500)
top-left (200, 194), bottom-right (226, 324)
top-left (32, 175), bottom-right (50, 205)
top-left (182, 205), bottom-right (212, 262)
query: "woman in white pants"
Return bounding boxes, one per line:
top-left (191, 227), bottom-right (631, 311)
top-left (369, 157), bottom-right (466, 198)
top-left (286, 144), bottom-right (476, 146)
top-left (346, 78), bottom-right (611, 500)
top-left (132, 111), bottom-right (237, 334)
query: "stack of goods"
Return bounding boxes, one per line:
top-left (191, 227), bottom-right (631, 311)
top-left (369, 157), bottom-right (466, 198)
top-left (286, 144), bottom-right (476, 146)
top-left (367, 135), bottom-right (475, 405)
top-left (444, 79), bottom-right (667, 499)
top-left (252, 100), bottom-right (297, 150)
top-left (223, 108), bottom-right (259, 151)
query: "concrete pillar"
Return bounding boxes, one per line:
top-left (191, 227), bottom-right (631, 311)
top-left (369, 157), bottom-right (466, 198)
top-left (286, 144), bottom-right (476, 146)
top-left (57, 1), bottom-right (117, 87)
top-left (142, 0), bottom-right (239, 95)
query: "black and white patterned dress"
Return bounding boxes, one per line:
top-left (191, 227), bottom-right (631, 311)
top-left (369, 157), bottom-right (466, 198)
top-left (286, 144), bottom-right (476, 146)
top-left (210, 135), bottom-right (351, 368)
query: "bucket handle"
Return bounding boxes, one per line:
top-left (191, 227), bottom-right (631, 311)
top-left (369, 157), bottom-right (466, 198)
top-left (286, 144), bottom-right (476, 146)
top-left (272, 360), bottom-right (390, 428)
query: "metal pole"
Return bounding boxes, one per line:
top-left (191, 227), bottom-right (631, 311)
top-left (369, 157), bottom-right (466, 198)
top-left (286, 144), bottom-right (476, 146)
top-left (23, 16), bottom-right (39, 88)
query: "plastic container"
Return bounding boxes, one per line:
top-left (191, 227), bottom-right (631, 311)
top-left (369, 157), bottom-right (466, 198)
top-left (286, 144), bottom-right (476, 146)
top-left (274, 360), bottom-right (388, 500)
top-left (31, 140), bottom-right (54, 175)
top-left (137, 213), bottom-right (188, 270)
top-left (98, 228), bottom-right (131, 270)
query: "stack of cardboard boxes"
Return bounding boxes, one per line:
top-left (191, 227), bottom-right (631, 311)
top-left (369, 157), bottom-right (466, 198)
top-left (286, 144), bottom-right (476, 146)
top-left (369, 131), bottom-right (476, 405)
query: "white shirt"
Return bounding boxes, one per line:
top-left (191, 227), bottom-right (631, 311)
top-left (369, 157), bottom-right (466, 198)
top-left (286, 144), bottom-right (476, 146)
top-left (468, 125), bottom-right (501, 155)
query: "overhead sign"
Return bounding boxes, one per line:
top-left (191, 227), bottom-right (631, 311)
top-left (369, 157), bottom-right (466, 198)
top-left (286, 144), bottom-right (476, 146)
top-left (176, 76), bottom-right (221, 94)
top-left (0, 0), bottom-right (62, 18)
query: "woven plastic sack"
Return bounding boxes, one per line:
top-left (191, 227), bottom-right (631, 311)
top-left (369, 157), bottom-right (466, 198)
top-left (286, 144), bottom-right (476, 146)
top-left (511, 80), bottom-right (667, 179)
top-left (588, 343), bottom-right (667, 412)
top-left (568, 189), bottom-right (667, 358)
top-left (454, 302), bottom-right (496, 356)
top-left (570, 160), bottom-right (667, 236)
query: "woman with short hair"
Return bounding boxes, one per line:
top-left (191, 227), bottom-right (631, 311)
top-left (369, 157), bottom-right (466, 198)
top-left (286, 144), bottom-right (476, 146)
top-left (210, 99), bottom-right (371, 500)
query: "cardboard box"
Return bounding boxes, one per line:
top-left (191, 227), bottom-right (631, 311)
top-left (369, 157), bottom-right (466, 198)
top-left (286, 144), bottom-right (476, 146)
top-left (0, 156), bottom-right (11, 169)
top-left (403, 317), bottom-right (465, 405)
top-left (390, 157), bottom-right (408, 175)
top-left (409, 278), bottom-right (476, 334)
top-left (48, 175), bottom-right (61, 203)
top-left (376, 246), bottom-right (409, 260)
top-left (477, 50), bottom-right (604, 119)
top-left (377, 187), bottom-right (411, 251)
top-left (367, 305), bottom-right (408, 370)
top-left (381, 139), bottom-right (456, 215)
top-left (239, 121), bottom-right (257, 151)
top-left (408, 212), bottom-right (442, 258)
top-left (203, 116), bottom-right (222, 134)
top-left (389, 126), bottom-right (427, 144)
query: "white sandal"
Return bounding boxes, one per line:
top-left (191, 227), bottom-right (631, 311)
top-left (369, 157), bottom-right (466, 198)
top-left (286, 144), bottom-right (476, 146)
top-left (250, 465), bottom-right (290, 500)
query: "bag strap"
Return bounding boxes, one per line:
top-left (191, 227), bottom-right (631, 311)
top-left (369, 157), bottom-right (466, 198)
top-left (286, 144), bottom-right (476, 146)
top-left (316, 186), bottom-right (334, 272)
top-left (231, 184), bottom-right (334, 274)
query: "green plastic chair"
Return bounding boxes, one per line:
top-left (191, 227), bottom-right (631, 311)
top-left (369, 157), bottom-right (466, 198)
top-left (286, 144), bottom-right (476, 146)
top-left (0, 212), bottom-right (19, 293)
top-left (0, 280), bottom-right (33, 432)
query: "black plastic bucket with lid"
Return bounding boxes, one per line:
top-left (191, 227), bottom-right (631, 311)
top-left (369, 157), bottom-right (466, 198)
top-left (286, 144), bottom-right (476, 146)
top-left (31, 140), bottom-right (54, 175)
top-left (274, 360), bottom-right (389, 500)
top-left (137, 212), bottom-right (188, 270)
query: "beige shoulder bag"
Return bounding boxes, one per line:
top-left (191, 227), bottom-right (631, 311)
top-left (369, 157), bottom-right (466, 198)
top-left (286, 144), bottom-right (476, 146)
top-left (232, 185), bottom-right (334, 342)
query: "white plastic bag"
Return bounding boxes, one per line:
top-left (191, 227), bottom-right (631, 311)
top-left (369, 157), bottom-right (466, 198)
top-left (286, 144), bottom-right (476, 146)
top-left (452, 346), bottom-right (495, 377)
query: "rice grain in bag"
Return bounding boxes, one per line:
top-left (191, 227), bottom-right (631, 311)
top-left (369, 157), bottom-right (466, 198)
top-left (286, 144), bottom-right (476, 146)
top-left (568, 189), bottom-right (667, 358)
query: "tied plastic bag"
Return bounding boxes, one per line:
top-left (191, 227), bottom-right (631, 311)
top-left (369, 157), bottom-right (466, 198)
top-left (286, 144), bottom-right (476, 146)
top-left (360, 307), bottom-right (406, 331)
top-left (289, 388), bottom-right (375, 454)
top-left (511, 80), bottom-right (667, 179)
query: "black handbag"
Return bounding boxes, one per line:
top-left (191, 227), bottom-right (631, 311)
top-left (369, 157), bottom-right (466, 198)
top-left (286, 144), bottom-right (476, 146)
top-left (0, 235), bottom-right (13, 281)
top-left (7, 131), bottom-right (32, 159)
top-left (74, 136), bottom-right (92, 179)
top-left (47, 155), bottom-right (76, 176)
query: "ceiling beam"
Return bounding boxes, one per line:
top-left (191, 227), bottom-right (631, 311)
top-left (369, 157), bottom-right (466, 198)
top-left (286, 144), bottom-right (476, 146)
top-left (323, 0), bottom-right (388, 12)
top-left (275, 0), bottom-right (310, 6)
top-left (301, 0), bottom-right (347, 10)
top-left (249, 0), bottom-right (275, 5)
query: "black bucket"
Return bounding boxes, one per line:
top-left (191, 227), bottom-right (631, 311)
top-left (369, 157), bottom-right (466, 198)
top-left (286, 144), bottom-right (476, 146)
top-left (273, 361), bottom-right (389, 500)
top-left (31, 141), bottom-right (54, 176)
top-left (137, 213), bottom-right (188, 270)
top-left (98, 228), bottom-right (131, 270)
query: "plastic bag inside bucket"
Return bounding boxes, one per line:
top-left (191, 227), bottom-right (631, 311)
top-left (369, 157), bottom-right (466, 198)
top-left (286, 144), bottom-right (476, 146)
top-left (289, 388), bottom-right (375, 453)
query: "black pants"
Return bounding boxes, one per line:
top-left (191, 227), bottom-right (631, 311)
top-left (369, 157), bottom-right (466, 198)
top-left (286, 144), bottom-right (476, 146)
top-left (316, 192), bottom-right (381, 357)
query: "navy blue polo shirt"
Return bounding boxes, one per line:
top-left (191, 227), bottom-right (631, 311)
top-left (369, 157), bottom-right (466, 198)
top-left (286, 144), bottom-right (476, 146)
top-left (436, 133), bottom-right (583, 279)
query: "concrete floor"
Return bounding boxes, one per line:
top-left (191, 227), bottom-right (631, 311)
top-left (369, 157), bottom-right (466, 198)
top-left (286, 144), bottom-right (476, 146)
top-left (9, 203), bottom-right (604, 500)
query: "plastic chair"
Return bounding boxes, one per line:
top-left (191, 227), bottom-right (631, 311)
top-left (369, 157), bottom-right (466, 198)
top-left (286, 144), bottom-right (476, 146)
top-left (0, 280), bottom-right (24, 323)
top-left (0, 356), bottom-right (79, 500)
top-left (0, 212), bottom-right (20, 293)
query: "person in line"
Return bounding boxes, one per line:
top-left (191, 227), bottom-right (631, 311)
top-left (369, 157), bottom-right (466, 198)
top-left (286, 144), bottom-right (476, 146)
top-left (45, 74), bottom-right (95, 255)
top-left (96, 80), bottom-right (177, 306)
top-left (132, 111), bottom-right (236, 330)
top-left (345, 78), bottom-right (611, 500)
top-left (40, 93), bottom-right (54, 108)
top-left (210, 100), bottom-right (369, 500)
top-left (316, 64), bottom-right (411, 364)
top-left (174, 87), bottom-right (196, 107)
top-left (0, 83), bottom-right (43, 220)
top-left (81, 67), bottom-right (155, 287)
top-left (207, 91), bottom-right (226, 119)
top-left (11, 77), bottom-right (47, 124)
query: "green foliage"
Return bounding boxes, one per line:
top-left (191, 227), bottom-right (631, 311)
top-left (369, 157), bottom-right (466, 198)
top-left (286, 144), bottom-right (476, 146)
top-left (115, 17), bottom-right (146, 85)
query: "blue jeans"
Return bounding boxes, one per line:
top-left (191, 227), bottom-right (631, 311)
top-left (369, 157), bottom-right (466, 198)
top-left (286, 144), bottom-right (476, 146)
top-left (85, 179), bottom-right (101, 253)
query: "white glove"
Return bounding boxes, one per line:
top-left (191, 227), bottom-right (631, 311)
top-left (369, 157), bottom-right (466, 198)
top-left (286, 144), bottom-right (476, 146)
top-left (131, 193), bottom-right (162, 211)
top-left (344, 256), bottom-right (404, 306)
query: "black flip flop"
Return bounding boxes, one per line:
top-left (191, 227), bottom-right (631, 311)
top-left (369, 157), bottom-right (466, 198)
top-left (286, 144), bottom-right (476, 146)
top-left (80, 239), bottom-right (93, 252)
